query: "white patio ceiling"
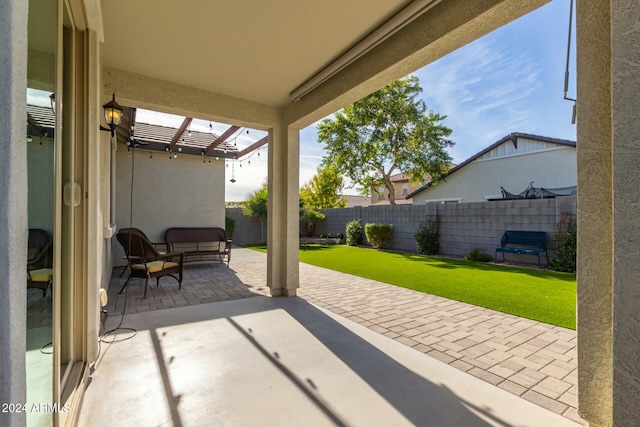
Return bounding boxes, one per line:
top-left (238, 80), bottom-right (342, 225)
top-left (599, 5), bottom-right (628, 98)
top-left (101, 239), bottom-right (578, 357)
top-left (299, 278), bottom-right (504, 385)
top-left (101, 0), bottom-right (413, 108)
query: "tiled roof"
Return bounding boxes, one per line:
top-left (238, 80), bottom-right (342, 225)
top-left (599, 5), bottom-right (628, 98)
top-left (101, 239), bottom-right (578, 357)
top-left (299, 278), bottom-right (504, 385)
top-left (27, 105), bottom-right (55, 128)
top-left (370, 198), bottom-right (413, 206)
top-left (342, 195), bottom-right (371, 207)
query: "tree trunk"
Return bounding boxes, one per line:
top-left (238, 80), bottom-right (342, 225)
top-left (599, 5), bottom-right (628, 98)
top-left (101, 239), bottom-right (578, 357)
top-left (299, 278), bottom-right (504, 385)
top-left (387, 180), bottom-right (396, 205)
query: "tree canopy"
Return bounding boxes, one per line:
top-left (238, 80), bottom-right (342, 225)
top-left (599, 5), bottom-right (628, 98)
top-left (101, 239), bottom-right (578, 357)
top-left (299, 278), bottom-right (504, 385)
top-left (299, 164), bottom-right (347, 209)
top-left (317, 76), bottom-right (453, 204)
top-left (241, 182), bottom-right (268, 219)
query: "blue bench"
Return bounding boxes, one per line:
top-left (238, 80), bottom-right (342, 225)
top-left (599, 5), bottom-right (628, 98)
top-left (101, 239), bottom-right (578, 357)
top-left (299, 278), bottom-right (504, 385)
top-left (495, 230), bottom-right (549, 268)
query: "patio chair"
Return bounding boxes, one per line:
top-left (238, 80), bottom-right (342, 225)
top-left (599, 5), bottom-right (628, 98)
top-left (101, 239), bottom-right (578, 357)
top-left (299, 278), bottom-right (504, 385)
top-left (117, 228), bottom-right (168, 253)
top-left (116, 228), bottom-right (168, 278)
top-left (116, 229), bottom-right (184, 298)
top-left (27, 228), bottom-right (53, 298)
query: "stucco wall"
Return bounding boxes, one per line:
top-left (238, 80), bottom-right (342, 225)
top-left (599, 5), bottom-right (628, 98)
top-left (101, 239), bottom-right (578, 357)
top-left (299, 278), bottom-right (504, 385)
top-left (414, 146), bottom-right (576, 204)
top-left (610, 0), bottom-right (640, 424)
top-left (114, 144), bottom-right (226, 265)
top-left (0, 0), bottom-right (28, 423)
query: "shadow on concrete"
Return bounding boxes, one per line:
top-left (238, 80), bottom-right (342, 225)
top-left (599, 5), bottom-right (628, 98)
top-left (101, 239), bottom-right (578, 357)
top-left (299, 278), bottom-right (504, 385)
top-left (115, 296), bottom-right (515, 427)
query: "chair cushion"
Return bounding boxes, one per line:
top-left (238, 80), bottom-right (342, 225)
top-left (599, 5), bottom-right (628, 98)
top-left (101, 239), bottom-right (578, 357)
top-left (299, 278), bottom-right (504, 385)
top-left (28, 268), bottom-right (53, 282)
top-left (131, 261), bottom-right (179, 273)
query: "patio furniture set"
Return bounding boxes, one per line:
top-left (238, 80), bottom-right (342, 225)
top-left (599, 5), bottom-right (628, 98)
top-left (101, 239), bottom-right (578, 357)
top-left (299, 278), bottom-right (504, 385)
top-left (116, 226), bottom-right (232, 298)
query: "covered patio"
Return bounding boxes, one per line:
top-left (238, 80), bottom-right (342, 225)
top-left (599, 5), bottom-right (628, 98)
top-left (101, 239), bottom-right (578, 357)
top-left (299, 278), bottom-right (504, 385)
top-left (84, 281), bottom-right (578, 427)
top-left (2, 0), bottom-right (638, 426)
top-left (100, 248), bottom-right (582, 424)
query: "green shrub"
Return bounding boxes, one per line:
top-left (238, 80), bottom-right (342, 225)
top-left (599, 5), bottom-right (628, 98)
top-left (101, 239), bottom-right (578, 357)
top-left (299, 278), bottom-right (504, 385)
top-left (550, 214), bottom-right (577, 273)
top-left (465, 248), bottom-right (493, 262)
top-left (415, 218), bottom-right (439, 255)
top-left (345, 220), bottom-right (363, 246)
top-left (365, 223), bottom-right (393, 249)
top-left (225, 217), bottom-right (236, 239)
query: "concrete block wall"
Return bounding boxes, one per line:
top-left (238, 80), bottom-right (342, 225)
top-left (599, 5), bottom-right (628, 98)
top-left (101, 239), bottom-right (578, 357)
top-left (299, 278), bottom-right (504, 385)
top-left (226, 208), bottom-right (265, 245)
top-left (316, 196), bottom-right (577, 265)
top-left (227, 196), bottom-right (577, 266)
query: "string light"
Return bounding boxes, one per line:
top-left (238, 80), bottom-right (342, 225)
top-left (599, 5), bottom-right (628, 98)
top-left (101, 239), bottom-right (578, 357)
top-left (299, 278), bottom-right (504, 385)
top-left (230, 160), bottom-right (236, 183)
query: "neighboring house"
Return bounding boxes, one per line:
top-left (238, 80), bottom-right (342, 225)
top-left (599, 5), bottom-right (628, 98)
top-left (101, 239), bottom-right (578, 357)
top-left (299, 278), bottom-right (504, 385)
top-left (370, 173), bottom-right (428, 205)
top-left (408, 133), bottom-right (577, 204)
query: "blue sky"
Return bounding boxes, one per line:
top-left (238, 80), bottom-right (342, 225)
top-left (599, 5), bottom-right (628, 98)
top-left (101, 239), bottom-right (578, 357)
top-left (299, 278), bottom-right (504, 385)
top-left (30, 0), bottom-right (575, 201)
top-left (292, 0), bottom-right (576, 200)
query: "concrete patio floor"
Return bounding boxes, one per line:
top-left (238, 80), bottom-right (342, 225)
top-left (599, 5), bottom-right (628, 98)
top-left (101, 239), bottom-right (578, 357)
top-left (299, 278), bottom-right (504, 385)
top-left (81, 296), bottom-right (579, 427)
top-left (101, 247), bottom-right (583, 425)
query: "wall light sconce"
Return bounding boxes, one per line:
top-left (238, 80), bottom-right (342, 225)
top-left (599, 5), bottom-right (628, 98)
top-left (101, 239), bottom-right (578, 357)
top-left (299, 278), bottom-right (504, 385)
top-left (100, 93), bottom-right (123, 137)
top-left (49, 93), bottom-right (56, 114)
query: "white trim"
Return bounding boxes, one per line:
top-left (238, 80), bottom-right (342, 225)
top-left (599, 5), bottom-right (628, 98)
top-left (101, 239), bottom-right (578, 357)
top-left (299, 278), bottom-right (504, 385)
top-left (475, 146), bottom-right (571, 163)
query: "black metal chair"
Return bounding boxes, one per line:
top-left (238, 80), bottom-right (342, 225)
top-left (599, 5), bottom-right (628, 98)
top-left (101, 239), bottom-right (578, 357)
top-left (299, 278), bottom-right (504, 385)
top-left (116, 229), bottom-right (184, 298)
top-left (27, 228), bottom-right (53, 298)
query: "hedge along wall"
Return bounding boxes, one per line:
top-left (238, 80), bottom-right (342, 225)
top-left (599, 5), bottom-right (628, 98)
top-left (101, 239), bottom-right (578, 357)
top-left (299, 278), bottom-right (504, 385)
top-left (225, 196), bottom-right (577, 265)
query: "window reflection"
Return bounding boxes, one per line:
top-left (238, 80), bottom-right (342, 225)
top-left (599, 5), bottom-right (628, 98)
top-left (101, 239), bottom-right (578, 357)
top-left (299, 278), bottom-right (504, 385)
top-left (25, 88), bottom-right (55, 427)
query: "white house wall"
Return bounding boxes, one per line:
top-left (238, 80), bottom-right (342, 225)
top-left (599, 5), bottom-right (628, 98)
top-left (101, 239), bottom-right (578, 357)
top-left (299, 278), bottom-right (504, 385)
top-left (413, 146), bottom-right (576, 204)
top-left (113, 144), bottom-right (226, 265)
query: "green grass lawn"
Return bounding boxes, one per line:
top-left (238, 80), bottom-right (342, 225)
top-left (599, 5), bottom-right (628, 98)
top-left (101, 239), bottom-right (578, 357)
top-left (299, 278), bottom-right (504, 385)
top-left (247, 244), bottom-right (576, 329)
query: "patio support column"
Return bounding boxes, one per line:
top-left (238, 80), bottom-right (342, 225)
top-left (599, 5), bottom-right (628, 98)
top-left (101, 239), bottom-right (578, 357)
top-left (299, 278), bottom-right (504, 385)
top-left (610, 0), bottom-right (640, 425)
top-left (267, 120), bottom-right (300, 296)
top-left (575, 0), bottom-right (613, 424)
top-left (576, 1), bottom-right (640, 426)
top-left (0, 0), bottom-right (28, 425)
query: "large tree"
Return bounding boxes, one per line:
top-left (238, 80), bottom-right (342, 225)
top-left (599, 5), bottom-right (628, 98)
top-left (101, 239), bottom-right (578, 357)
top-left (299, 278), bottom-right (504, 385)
top-left (299, 164), bottom-right (347, 209)
top-left (317, 76), bottom-right (453, 204)
top-left (299, 165), bottom-right (345, 237)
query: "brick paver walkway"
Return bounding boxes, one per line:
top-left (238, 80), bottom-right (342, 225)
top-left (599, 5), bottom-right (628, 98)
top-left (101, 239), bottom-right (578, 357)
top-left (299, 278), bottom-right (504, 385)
top-left (107, 247), bottom-right (582, 424)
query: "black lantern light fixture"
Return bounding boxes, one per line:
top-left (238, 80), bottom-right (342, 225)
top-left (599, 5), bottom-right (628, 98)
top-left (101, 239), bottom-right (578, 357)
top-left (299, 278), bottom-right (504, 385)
top-left (100, 93), bottom-right (123, 137)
